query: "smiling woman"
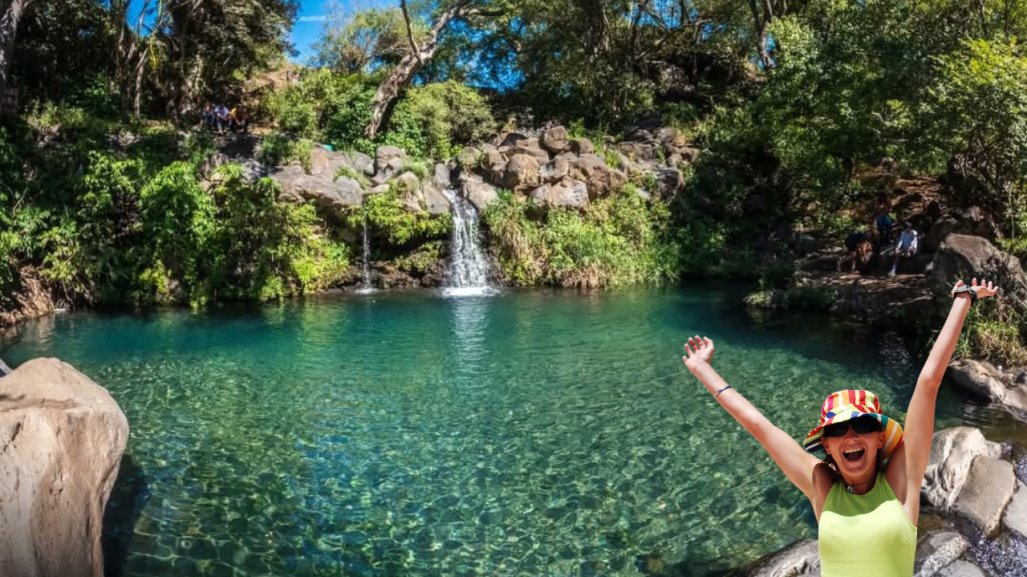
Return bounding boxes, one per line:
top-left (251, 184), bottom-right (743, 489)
top-left (682, 277), bottom-right (999, 577)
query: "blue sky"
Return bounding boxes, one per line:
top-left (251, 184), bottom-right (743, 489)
top-left (291, 0), bottom-right (393, 64)
top-left (290, 0), bottom-right (333, 64)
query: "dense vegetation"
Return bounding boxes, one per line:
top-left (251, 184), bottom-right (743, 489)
top-left (2, 0), bottom-right (1027, 361)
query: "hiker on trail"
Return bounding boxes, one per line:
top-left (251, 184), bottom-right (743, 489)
top-left (681, 277), bottom-right (998, 577)
top-left (889, 222), bottom-right (920, 276)
top-left (838, 229), bottom-right (872, 273)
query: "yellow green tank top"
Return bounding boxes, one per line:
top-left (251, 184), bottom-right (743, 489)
top-left (819, 472), bottom-right (917, 577)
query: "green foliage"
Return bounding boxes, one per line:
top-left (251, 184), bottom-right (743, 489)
top-left (258, 134), bottom-right (313, 171)
top-left (383, 81), bottom-right (496, 159)
top-left (53, 151), bottom-right (145, 303)
top-left (312, 7), bottom-right (417, 73)
top-left (357, 188), bottom-right (452, 246)
top-left (399, 160), bottom-right (430, 180)
top-left (265, 69), bottom-right (378, 152)
top-left (199, 165), bottom-right (349, 304)
top-left (184, 130), bottom-right (218, 168)
top-left (484, 188), bottom-right (679, 288)
top-left (929, 38), bottom-right (1027, 222)
top-left (138, 162), bottom-right (215, 303)
top-left (393, 240), bottom-right (446, 275)
top-left (955, 302), bottom-right (1027, 366)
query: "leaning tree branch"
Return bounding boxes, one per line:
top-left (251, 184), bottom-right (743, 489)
top-left (399, 0), bottom-right (422, 66)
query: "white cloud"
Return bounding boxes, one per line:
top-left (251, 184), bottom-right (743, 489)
top-left (297, 15), bottom-right (327, 23)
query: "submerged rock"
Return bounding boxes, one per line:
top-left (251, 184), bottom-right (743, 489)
top-left (0, 358), bottom-right (129, 577)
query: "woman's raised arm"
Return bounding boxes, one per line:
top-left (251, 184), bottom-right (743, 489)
top-left (898, 278), bottom-right (997, 521)
top-left (683, 336), bottom-right (821, 502)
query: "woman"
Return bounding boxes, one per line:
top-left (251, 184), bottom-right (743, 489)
top-left (682, 278), bottom-right (997, 577)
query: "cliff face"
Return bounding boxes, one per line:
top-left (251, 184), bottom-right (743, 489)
top-left (0, 266), bottom-right (57, 330)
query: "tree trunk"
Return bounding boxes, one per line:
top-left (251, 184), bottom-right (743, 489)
top-left (132, 51), bottom-right (146, 117)
top-left (0, 0), bottom-right (33, 99)
top-left (363, 0), bottom-right (473, 140)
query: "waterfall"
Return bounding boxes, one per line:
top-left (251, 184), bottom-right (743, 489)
top-left (442, 188), bottom-right (495, 296)
top-left (356, 210), bottom-right (376, 294)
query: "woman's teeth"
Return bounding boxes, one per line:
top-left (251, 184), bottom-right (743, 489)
top-left (842, 448), bottom-right (866, 462)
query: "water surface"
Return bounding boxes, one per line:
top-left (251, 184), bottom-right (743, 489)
top-left (0, 288), bottom-right (1011, 576)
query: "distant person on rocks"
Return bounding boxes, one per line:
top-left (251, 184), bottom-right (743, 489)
top-left (874, 211), bottom-right (895, 251)
top-left (889, 222), bottom-right (919, 276)
top-left (214, 103), bottom-right (230, 135)
top-left (838, 229), bottom-right (872, 272)
top-left (201, 103), bottom-right (215, 130)
top-left (681, 277), bottom-right (998, 577)
top-left (229, 105), bottom-right (248, 133)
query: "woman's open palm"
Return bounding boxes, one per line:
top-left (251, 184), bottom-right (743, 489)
top-left (952, 278), bottom-right (999, 299)
top-left (683, 336), bottom-right (715, 368)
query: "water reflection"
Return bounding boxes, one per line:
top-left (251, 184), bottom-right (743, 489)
top-left (448, 296), bottom-right (490, 387)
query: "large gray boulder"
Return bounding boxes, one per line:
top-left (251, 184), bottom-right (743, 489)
top-left (502, 154), bottom-right (541, 191)
top-left (570, 137), bottom-right (595, 155)
top-left (271, 166), bottom-right (365, 220)
top-left (306, 146), bottom-right (354, 177)
top-left (923, 427), bottom-right (1003, 510)
top-left (924, 207), bottom-right (1000, 252)
top-left (463, 178), bottom-right (499, 212)
top-left (567, 154), bottom-right (627, 198)
top-left (927, 234), bottom-right (1027, 308)
top-left (0, 358), bottom-right (129, 577)
top-left (346, 150), bottom-right (374, 176)
top-left (374, 145), bottom-right (406, 174)
top-left (652, 167), bottom-right (685, 198)
top-left (951, 456), bottom-right (1016, 536)
top-left (421, 182), bottom-right (451, 216)
top-left (947, 359), bottom-right (1027, 415)
top-left (530, 178), bottom-right (589, 211)
top-left (541, 126), bottom-right (569, 153)
top-left (744, 539), bottom-right (819, 577)
top-left (506, 140), bottom-right (551, 165)
top-left (540, 154), bottom-right (570, 183)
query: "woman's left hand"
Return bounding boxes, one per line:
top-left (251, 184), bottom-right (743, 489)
top-left (952, 278), bottom-right (999, 300)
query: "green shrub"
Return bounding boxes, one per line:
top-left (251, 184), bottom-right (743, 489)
top-left (138, 162), bottom-right (215, 304)
top-left (483, 187), bottom-right (678, 288)
top-left (200, 165), bottom-right (349, 304)
top-left (383, 80), bottom-right (495, 159)
top-left (357, 187), bottom-right (452, 246)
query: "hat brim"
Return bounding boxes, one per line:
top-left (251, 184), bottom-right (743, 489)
top-left (803, 412), bottom-right (903, 459)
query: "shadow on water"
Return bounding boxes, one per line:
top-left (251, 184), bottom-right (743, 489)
top-left (102, 454), bottom-right (150, 577)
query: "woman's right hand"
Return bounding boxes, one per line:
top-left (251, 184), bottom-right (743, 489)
top-left (683, 335), bottom-right (715, 369)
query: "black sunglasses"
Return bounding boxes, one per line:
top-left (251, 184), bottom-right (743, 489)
top-left (823, 416), bottom-right (882, 438)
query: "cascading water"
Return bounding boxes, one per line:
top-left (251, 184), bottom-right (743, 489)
top-left (356, 210), bottom-right (376, 294)
top-left (442, 188), bottom-right (495, 296)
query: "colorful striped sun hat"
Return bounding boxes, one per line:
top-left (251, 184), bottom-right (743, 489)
top-left (802, 389), bottom-right (904, 458)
